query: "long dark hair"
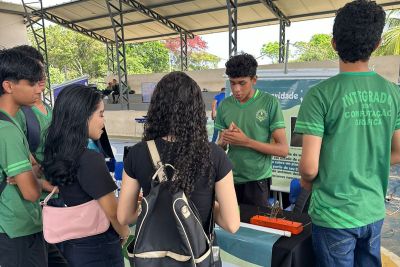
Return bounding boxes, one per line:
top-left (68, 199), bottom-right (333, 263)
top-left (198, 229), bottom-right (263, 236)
top-left (144, 71), bottom-right (212, 195)
top-left (42, 84), bottom-right (103, 186)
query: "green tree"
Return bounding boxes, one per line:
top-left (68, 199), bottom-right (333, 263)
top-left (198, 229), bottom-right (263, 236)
top-left (260, 41), bottom-right (280, 63)
top-left (29, 25), bottom-right (172, 87)
top-left (293, 34), bottom-right (337, 62)
top-left (189, 52), bottom-right (220, 70)
top-left (127, 41), bottom-right (169, 73)
top-left (48, 66), bottom-right (66, 85)
top-left (165, 36), bottom-right (220, 70)
top-left (376, 10), bottom-right (400, 56)
top-left (30, 25), bottom-right (107, 83)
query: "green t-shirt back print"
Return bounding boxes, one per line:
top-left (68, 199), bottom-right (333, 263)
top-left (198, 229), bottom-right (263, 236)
top-left (295, 72), bottom-right (400, 229)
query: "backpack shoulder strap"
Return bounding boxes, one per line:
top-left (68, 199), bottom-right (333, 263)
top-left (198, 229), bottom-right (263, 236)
top-left (146, 140), bottom-right (166, 182)
top-left (0, 112), bottom-right (17, 196)
top-left (21, 106), bottom-right (41, 152)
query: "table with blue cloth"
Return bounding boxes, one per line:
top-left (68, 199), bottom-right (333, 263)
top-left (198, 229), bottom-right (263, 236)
top-left (216, 204), bottom-right (314, 267)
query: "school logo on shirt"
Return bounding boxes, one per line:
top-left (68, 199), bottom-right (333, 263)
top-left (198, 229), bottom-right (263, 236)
top-left (256, 109), bottom-right (268, 122)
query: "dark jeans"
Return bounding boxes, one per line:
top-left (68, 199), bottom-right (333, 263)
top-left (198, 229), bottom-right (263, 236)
top-left (0, 231), bottom-right (47, 267)
top-left (58, 228), bottom-right (124, 267)
top-left (47, 242), bottom-right (69, 267)
top-left (234, 178), bottom-right (271, 208)
top-left (112, 92), bottom-right (120, 103)
top-left (312, 219), bottom-right (384, 267)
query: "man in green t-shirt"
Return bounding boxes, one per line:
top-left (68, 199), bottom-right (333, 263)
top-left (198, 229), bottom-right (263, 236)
top-left (294, 1), bottom-right (400, 266)
top-left (0, 49), bottom-right (47, 266)
top-left (215, 53), bottom-right (288, 208)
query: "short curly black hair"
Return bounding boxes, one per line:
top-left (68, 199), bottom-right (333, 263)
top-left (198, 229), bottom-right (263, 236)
top-left (333, 0), bottom-right (385, 63)
top-left (225, 53), bottom-right (258, 78)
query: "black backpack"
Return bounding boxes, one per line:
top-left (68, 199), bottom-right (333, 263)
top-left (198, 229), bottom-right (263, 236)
top-left (0, 112), bottom-right (18, 196)
top-left (21, 105), bottom-right (42, 153)
top-left (127, 140), bottom-right (218, 267)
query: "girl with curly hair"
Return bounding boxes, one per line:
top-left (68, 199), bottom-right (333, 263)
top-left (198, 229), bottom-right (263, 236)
top-left (118, 71), bottom-right (239, 236)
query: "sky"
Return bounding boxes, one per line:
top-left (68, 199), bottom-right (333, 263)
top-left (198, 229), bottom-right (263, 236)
top-left (4, 0), bottom-right (335, 68)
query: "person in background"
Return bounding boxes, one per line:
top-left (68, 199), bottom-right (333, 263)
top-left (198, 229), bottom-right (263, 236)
top-left (295, 1), bottom-right (400, 266)
top-left (117, 71), bottom-right (239, 235)
top-left (102, 82), bottom-right (113, 97)
top-left (111, 79), bottom-right (120, 104)
top-left (215, 53), bottom-right (288, 208)
top-left (0, 49), bottom-right (46, 267)
top-left (211, 87), bottom-right (226, 143)
top-left (42, 84), bottom-right (130, 267)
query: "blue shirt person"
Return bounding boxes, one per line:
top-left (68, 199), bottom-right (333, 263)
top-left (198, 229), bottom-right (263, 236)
top-left (211, 88), bottom-right (226, 142)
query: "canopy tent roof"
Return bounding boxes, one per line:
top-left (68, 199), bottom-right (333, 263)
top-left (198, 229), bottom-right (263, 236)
top-left (2, 0), bottom-right (400, 43)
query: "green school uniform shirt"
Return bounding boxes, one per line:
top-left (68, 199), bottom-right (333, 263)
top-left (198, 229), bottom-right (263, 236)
top-left (0, 110), bottom-right (42, 238)
top-left (215, 89), bottom-right (285, 184)
top-left (295, 72), bottom-right (400, 228)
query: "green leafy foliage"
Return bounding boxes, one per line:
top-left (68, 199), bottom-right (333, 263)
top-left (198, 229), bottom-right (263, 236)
top-left (293, 34), bottom-right (337, 62)
top-left (260, 41), bottom-right (280, 64)
top-left (375, 10), bottom-right (400, 56)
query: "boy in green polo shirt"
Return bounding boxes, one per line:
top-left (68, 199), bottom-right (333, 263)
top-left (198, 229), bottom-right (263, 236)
top-left (10, 45), bottom-right (68, 267)
top-left (0, 49), bottom-right (47, 267)
top-left (215, 53), bottom-right (288, 208)
top-left (295, 1), bottom-right (400, 266)
top-left (12, 45), bottom-right (56, 195)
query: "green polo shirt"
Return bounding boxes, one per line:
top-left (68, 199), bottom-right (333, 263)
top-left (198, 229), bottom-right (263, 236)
top-left (295, 72), bottom-right (400, 229)
top-left (215, 89), bottom-right (285, 184)
top-left (0, 110), bottom-right (42, 238)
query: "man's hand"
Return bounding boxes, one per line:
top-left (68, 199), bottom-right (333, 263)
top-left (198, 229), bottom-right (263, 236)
top-left (300, 178), bottom-right (313, 191)
top-left (222, 122), bottom-right (250, 147)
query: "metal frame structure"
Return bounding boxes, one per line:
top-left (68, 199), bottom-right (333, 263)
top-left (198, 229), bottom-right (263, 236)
top-left (259, 0), bottom-right (291, 63)
top-left (13, 0), bottom-right (399, 111)
top-left (278, 20), bottom-right (287, 63)
top-left (86, 0), bottom-right (194, 31)
top-left (38, 11), bottom-right (112, 43)
top-left (106, 0), bottom-right (129, 109)
top-left (120, 0), bottom-right (194, 39)
top-left (106, 42), bottom-right (115, 75)
top-left (120, 0), bottom-right (194, 71)
top-left (180, 32), bottom-right (188, 71)
top-left (227, 0), bottom-right (238, 58)
top-left (21, 0), bottom-right (52, 106)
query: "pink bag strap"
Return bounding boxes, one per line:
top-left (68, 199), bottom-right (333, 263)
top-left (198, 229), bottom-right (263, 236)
top-left (42, 186), bottom-right (59, 206)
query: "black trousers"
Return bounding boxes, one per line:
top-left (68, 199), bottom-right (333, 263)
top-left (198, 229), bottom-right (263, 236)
top-left (47, 242), bottom-right (69, 267)
top-left (234, 178), bottom-right (271, 208)
top-left (0, 232), bottom-right (47, 267)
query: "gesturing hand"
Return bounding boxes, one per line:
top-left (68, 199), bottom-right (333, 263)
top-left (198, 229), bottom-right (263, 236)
top-left (222, 122), bottom-right (250, 147)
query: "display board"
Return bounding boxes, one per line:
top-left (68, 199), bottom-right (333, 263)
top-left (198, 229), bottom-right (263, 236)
top-left (141, 82), bottom-right (157, 103)
top-left (51, 76), bottom-right (89, 100)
